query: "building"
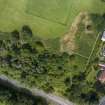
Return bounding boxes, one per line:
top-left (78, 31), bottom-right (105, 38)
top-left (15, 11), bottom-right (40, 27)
top-left (101, 31), bottom-right (105, 42)
top-left (98, 70), bottom-right (105, 83)
top-left (99, 63), bottom-right (105, 68)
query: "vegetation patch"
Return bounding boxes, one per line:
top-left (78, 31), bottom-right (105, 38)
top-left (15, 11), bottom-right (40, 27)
top-left (0, 26), bottom-right (90, 104)
top-left (75, 22), bottom-right (96, 57)
top-left (60, 12), bottom-right (96, 58)
top-left (0, 85), bottom-right (47, 105)
top-left (0, 0), bottom-right (105, 38)
top-left (1, 25), bottom-right (105, 105)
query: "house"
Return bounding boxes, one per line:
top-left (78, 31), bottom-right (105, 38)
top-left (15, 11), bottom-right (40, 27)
top-left (101, 31), bottom-right (105, 42)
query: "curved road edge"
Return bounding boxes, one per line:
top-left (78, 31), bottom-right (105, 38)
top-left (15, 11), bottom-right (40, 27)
top-left (0, 75), bottom-right (75, 105)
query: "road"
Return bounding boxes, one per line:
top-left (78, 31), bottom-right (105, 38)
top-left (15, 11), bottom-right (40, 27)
top-left (0, 75), bottom-right (74, 105)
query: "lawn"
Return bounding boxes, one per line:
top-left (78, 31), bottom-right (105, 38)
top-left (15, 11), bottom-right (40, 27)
top-left (0, 0), bottom-right (105, 38)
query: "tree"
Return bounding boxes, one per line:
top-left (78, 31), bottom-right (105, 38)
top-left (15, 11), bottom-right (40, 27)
top-left (21, 25), bottom-right (33, 37)
top-left (11, 30), bottom-right (20, 40)
top-left (101, 0), bottom-right (105, 2)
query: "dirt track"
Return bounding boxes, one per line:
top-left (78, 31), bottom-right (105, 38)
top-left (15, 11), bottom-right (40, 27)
top-left (60, 12), bottom-right (92, 54)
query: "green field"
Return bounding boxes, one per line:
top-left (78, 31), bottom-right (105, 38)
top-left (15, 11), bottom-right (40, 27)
top-left (0, 0), bottom-right (105, 38)
top-left (0, 0), bottom-right (105, 104)
top-left (27, 0), bottom-right (70, 25)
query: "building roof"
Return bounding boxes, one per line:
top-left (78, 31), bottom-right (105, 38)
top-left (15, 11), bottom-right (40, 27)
top-left (101, 31), bottom-right (105, 41)
top-left (99, 64), bottom-right (105, 68)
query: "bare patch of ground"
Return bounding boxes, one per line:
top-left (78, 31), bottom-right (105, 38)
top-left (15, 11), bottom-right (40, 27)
top-left (60, 12), bottom-right (94, 54)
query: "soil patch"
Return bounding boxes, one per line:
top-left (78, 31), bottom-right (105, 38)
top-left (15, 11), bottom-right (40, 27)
top-left (60, 12), bottom-right (93, 54)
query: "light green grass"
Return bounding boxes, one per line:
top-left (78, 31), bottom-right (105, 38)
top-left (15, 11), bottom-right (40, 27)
top-left (0, 0), bottom-right (66, 38)
top-left (0, 0), bottom-right (105, 38)
top-left (27, 0), bottom-right (70, 24)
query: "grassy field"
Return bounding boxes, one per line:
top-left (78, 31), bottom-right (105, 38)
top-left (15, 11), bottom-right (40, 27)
top-left (27, 0), bottom-right (71, 25)
top-left (74, 23), bottom-right (98, 57)
top-left (0, 0), bottom-right (105, 38)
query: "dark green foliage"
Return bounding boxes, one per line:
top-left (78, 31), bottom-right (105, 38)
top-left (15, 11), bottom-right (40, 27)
top-left (90, 13), bottom-right (105, 32)
top-left (11, 30), bottom-right (20, 40)
top-left (0, 25), bottom-right (103, 105)
top-left (101, 0), bottom-right (105, 2)
top-left (0, 85), bottom-right (48, 105)
top-left (22, 25), bottom-right (33, 37)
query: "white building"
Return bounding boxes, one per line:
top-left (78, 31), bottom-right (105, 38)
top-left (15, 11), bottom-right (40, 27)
top-left (101, 31), bottom-right (105, 42)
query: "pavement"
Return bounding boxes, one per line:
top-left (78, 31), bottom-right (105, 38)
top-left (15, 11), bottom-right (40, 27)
top-left (0, 75), bottom-right (74, 105)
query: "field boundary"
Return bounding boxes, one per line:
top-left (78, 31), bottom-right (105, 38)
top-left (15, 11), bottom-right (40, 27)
top-left (74, 52), bottom-right (88, 59)
top-left (84, 32), bottom-right (101, 71)
top-left (26, 0), bottom-right (72, 26)
top-left (27, 12), bottom-right (68, 26)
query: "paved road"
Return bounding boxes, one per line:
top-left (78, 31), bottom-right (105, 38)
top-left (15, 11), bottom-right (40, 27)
top-left (32, 88), bottom-right (74, 105)
top-left (0, 75), bottom-right (74, 105)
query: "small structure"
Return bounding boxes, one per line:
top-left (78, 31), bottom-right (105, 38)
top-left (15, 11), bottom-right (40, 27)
top-left (101, 31), bottom-right (105, 42)
top-left (98, 30), bottom-right (105, 83)
top-left (101, 47), bottom-right (105, 57)
top-left (98, 70), bottom-right (105, 83)
top-left (99, 64), bottom-right (105, 69)
top-left (98, 64), bottom-right (105, 83)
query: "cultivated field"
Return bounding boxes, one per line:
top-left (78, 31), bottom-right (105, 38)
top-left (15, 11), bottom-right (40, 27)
top-left (0, 0), bottom-right (105, 38)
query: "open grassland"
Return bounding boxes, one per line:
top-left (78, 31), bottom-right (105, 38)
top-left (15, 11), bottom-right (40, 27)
top-left (75, 22), bottom-right (97, 57)
top-left (0, 0), bottom-right (66, 38)
top-left (0, 0), bottom-right (105, 38)
top-left (75, 12), bottom-right (105, 57)
top-left (27, 0), bottom-right (71, 25)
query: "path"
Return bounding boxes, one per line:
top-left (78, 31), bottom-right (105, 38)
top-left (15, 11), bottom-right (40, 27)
top-left (0, 75), bottom-right (75, 105)
top-left (60, 12), bottom-right (93, 55)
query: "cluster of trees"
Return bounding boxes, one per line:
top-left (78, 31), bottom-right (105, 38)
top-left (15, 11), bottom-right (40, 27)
top-left (0, 25), bottom-right (45, 73)
top-left (1, 25), bottom-right (105, 105)
top-left (0, 25), bottom-right (69, 91)
top-left (64, 76), bottom-right (100, 105)
top-left (101, 0), bottom-right (105, 2)
top-left (0, 85), bottom-right (48, 105)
